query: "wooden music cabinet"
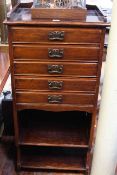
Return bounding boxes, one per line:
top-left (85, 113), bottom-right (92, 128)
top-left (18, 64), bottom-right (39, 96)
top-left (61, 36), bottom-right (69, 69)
top-left (4, 3), bottom-right (110, 175)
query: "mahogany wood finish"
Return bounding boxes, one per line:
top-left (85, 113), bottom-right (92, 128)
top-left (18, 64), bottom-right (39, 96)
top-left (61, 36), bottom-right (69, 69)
top-left (4, 3), bottom-right (110, 175)
top-left (14, 61), bottom-right (98, 76)
top-left (15, 91), bottom-right (95, 105)
top-left (13, 45), bottom-right (100, 61)
top-left (31, 8), bottom-right (87, 20)
top-left (15, 77), bottom-right (97, 92)
top-left (11, 27), bottom-right (102, 43)
top-left (20, 147), bottom-right (87, 172)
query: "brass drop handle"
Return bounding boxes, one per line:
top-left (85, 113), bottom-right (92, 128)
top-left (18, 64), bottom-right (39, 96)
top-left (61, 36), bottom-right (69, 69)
top-left (48, 31), bottom-right (65, 41)
top-left (48, 65), bottom-right (63, 74)
top-left (48, 48), bottom-right (64, 58)
top-left (48, 95), bottom-right (63, 104)
top-left (48, 81), bottom-right (63, 90)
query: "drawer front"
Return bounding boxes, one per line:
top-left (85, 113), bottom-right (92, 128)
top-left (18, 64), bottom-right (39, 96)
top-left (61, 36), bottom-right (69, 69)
top-left (16, 91), bottom-right (95, 105)
top-left (14, 61), bottom-right (98, 77)
top-left (15, 77), bottom-right (97, 92)
top-left (11, 27), bottom-right (102, 43)
top-left (13, 45), bottom-right (100, 61)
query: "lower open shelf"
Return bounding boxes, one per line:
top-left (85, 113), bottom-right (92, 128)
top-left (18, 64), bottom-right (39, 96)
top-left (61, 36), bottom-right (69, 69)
top-left (19, 110), bottom-right (91, 148)
top-left (18, 110), bottom-right (91, 173)
top-left (20, 146), bottom-right (87, 172)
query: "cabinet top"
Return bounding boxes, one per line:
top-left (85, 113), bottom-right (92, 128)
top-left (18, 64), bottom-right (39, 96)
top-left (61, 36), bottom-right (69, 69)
top-left (4, 2), bottom-right (110, 28)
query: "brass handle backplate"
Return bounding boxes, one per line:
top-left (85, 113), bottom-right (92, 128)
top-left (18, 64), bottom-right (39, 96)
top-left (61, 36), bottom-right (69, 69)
top-left (48, 95), bottom-right (63, 104)
top-left (48, 48), bottom-right (64, 58)
top-left (48, 81), bottom-right (63, 90)
top-left (48, 31), bottom-right (64, 41)
top-left (48, 65), bottom-right (63, 74)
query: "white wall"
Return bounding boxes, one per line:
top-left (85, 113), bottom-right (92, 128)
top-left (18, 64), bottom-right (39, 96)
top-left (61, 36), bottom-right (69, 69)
top-left (91, 0), bottom-right (117, 174)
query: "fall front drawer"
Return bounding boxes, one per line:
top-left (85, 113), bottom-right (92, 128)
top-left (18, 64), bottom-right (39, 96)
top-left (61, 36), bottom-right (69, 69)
top-left (16, 91), bottom-right (95, 106)
top-left (11, 27), bottom-right (102, 43)
top-left (15, 77), bottom-right (97, 92)
top-left (13, 45), bottom-right (100, 61)
top-left (14, 61), bottom-right (98, 77)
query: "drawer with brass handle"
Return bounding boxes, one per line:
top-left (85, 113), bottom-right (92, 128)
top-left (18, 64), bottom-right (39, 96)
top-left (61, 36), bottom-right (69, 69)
top-left (11, 27), bottom-right (102, 43)
top-left (14, 61), bottom-right (98, 77)
top-left (16, 91), bottom-right (95, 106)
top-left (15, 76), bottom-right (97, 92)
top-left (13, 45), bottom-right (100, 61)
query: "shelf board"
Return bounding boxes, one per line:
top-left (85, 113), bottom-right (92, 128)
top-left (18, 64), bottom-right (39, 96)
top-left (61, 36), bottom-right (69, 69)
top-left (20, 147), bottom-right (87, 172)
top-left (19, 110), bottom-right (91, 148)
top-left (20, 121), bottom-right (89, 148)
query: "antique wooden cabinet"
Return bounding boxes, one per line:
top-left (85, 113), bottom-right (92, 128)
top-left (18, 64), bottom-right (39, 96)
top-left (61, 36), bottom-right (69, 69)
top-left (4, 3), bottom-right (110, 175)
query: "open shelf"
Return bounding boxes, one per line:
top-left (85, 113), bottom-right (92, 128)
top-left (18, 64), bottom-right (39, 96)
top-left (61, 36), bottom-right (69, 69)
top-left (20, 146), bottom-right (87, 172)
top-left (19, 110), bottom-right (91, 148)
